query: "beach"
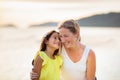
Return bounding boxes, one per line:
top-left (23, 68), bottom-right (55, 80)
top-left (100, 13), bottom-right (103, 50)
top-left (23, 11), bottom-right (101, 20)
top-left (0, 26), bottom-right (120, 80)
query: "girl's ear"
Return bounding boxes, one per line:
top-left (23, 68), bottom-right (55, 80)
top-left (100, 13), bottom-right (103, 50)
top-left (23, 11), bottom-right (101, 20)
top-left (45, 39), bottom-right (48, 45)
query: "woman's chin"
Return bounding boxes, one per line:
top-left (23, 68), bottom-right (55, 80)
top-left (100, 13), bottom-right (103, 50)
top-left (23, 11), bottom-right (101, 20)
top-left (64, 45), bottom-right (71, 49)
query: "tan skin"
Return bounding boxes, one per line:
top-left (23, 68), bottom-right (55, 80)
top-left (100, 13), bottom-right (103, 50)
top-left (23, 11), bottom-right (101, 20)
top-left (59, 28), bottom-right (96, 80)
top-left (31, 28), bottom-right (96, 80)
top-left (32, 56), bottom-right (43, 80)
top-left (32, 32), bottom-right (60, 80)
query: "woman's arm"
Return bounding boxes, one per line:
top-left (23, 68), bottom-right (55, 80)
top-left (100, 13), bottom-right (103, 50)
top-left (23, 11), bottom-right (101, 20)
top-left (30, 71), bottom-right (39, 80)
top-left (32, 56), bottom-right (43, 80)
top-left (86, 49), bottom-right (96, 80)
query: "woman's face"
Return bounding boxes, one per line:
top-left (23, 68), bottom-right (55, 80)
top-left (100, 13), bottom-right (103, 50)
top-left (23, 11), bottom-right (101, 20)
top-left (46, 32), bottom-right (60, 50)
top-left (59, 28), bottom-right (77, 48)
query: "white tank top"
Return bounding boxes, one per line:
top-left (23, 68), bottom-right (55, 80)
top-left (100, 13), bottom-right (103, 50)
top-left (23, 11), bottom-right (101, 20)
top-left (60, 46), bottom-right (90, 80)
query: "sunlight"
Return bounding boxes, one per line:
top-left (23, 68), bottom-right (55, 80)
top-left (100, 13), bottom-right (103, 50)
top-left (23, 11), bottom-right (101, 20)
top-left (0, 1), bottom-right (120, 28)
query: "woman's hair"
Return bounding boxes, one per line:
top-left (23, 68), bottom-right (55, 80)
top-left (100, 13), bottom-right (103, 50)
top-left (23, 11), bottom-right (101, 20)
top-left (40, 30), bottom-right (60, 55)
top-left (58, 19), bottom-right (81, 41)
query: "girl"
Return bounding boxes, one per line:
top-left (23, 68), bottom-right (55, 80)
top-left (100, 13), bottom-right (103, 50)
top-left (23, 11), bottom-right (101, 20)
top-left (31, 30), bottom-right (62, 80)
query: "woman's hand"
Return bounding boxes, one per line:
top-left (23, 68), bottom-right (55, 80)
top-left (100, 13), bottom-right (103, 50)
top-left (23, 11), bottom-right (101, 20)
top-left (30, 71), bottom-right (39, 80)
top-left (31, 56), bottom-right (43, 80)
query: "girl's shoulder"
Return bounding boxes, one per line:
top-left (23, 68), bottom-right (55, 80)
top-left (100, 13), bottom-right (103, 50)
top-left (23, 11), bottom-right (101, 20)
top-left (37, 51), bottom-right (48, 59)
top-left (37, 51), bottom-right (49, 65)
top-left (55, 54), bottom-right (62, 59)
top-left (55, 55), bottom-right (63, 65)
top-left (33, 51), bottom-right (47, 60)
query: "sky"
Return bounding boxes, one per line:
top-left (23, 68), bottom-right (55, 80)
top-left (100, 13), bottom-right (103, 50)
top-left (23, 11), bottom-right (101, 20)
top-left (1, 0), bottom-right (120, 2)
top-left (0, 0), bottom-right (120, 28)
top-left (0, 0), bottom-right (119, 1)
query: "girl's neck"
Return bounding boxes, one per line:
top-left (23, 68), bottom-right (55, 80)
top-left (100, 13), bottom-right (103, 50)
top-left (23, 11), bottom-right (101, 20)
top-left (45, 47), bottom-right (55, 59)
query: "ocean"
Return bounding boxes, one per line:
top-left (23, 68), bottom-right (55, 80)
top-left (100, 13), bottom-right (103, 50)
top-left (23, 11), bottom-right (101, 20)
top-left (0, 26), bottom-right (120, 80)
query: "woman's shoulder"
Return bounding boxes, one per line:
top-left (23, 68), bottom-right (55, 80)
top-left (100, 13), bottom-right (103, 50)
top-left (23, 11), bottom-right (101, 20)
top-left (88, 48), bottom-right (96, 61)
top-left (81, 44), bottom-right (96, 59)
top-left (80, 43), bottom-right (92, 51)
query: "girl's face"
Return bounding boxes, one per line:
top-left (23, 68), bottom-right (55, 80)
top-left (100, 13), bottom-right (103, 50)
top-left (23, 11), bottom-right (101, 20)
top-left (46, 32), bottom-right (60, 50)
top-left (59, 28), bottom-right (77, 49)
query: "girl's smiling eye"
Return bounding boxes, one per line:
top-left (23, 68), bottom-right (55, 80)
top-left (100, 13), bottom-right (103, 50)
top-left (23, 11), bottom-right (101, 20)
top-left (54, 36), bottom-right (58, 39)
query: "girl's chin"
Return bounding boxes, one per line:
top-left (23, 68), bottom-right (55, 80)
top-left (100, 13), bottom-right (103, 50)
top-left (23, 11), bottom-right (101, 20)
top-left (54, 46), bottom-right (60, 49)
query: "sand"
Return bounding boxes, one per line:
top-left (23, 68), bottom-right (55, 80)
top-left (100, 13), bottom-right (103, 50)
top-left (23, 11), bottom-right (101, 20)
top-left (0, 26), bottom-right (120, 80)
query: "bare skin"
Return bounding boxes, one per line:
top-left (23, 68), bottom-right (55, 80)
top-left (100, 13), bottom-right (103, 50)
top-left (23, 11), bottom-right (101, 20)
top-left (59, 28), bottom-right (96, 80)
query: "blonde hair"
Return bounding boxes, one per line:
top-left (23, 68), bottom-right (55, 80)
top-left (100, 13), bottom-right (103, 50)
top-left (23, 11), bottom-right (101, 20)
top-left (58, 19), bottom-right (81, 41)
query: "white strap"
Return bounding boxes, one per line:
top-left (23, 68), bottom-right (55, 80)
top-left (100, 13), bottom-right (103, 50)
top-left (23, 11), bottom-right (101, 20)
top-left (82, 46), bottom-right (90, 63)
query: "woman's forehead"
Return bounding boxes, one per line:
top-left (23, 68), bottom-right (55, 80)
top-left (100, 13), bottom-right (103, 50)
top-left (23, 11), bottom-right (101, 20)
top-left (59, 28), bottom-right (69, 31)
top-left (59, 28), bottom-right (71, 34)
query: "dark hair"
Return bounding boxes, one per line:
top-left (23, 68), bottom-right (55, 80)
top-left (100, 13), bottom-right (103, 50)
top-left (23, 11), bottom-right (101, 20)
top-left (40, 30), bottom-right (59, 55)
top-left (32, 30), bottom-right (60, 65)
top-left (32, 30), bottom-right (59, 65)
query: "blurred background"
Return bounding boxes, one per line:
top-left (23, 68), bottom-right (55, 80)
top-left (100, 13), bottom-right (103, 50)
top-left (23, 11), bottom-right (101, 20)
top-left (1, 0), bottom-right (120, 28)
top-left (0, 0), bottom-right (120, 80)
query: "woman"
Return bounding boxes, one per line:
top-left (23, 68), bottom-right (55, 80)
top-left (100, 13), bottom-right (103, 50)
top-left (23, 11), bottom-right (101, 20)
top-left (59, 19), bottom-right (96, 80)
top-left (31, 19), bottom-right (96, 80)
top-left (31, 30), bottom-right (63, 80)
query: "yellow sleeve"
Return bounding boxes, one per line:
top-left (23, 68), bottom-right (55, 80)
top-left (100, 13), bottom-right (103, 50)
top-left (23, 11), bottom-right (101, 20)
top-left (57, 55), bottom-right (63, 66)
top-left (38, 51), bottom-right (48, 66)
top-left (33, 51), bottom-right (39, 60)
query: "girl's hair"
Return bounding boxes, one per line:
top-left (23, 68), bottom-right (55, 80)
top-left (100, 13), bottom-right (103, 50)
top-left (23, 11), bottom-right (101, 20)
top-left (40, 30), bottom-right (60, 55)
top-left (58, 19), bottom-right (81, 41)
top-left (32, 30), bottom-right (60, 65)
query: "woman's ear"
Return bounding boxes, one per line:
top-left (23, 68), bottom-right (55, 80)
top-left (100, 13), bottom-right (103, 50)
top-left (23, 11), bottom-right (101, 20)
top-left (75, 32), bottom-right (79, 38)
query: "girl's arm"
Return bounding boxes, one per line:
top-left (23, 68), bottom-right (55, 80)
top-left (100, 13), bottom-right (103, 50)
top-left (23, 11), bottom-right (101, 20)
top-left (86, 49), bottom-right (96, 80)
top-left (32, 56), bottom-right (43, 80)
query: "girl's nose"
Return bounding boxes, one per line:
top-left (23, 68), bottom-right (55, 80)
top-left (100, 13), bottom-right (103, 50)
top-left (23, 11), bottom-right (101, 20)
top-left (60, 37), bottom-right (65, 43)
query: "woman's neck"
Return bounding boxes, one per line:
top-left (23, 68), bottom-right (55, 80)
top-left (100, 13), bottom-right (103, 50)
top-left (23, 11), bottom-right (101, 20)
top-left (65, 42), bottom-right (83, 54)
top-left (66, 42), bottom-right (80, 51)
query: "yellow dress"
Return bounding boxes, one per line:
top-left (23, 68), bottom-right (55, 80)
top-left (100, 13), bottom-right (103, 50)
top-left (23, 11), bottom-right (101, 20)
top-left (34, 51), bottom-right (63, 80)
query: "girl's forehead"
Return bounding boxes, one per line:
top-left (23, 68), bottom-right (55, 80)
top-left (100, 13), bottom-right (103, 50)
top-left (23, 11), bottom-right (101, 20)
top-left (51, 32), bottom-right (59, 36)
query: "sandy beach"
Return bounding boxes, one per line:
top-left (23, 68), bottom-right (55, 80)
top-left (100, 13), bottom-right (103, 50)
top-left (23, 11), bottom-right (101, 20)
top-left (0, 26), bottom-right (120, 80)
